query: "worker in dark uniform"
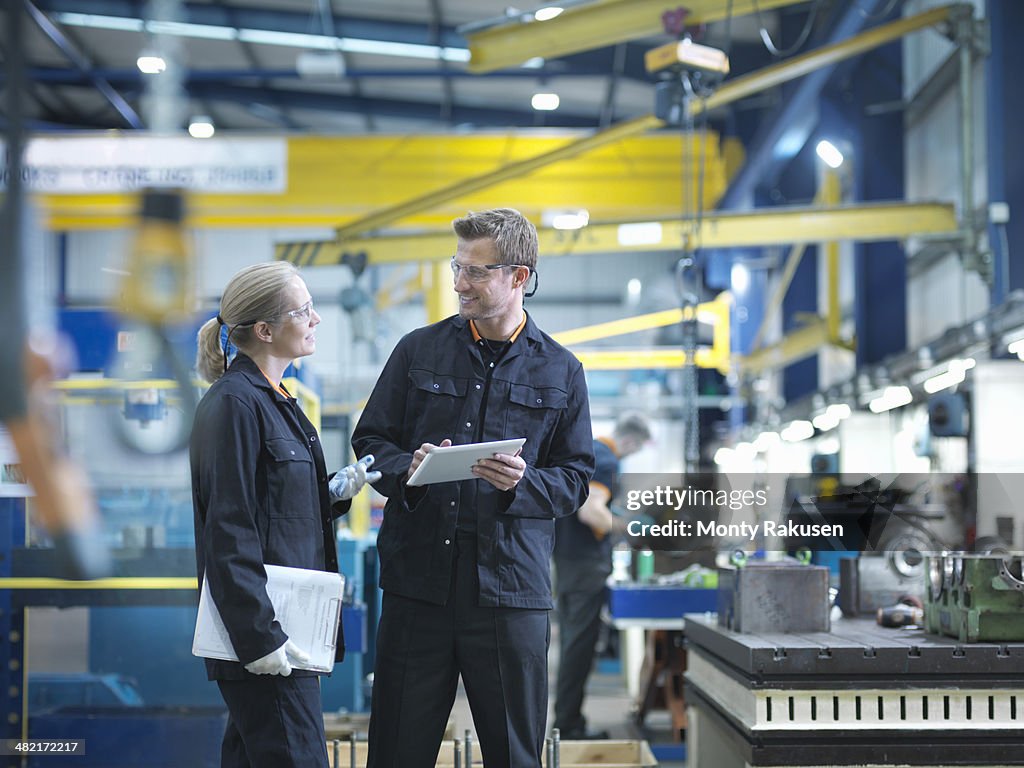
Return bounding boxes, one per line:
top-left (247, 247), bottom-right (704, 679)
top-left (191, 262), bottom-right (378, 768)
top-left (552, 412), bottom-right (652, 740)
top-left (352, 208), bottom-right (594, 768)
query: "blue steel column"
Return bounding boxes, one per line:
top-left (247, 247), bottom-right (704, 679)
top-left (778, 149), bottom-right (821, 401)
top-left (849, 41), bottom-right (905, 366)
top-left (986, 0), bottom-right (1024, 305)
top-left (0, 499), bottom-right (27, 766)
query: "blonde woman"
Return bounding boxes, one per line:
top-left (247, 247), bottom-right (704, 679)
top-left (191, 262), bottom-right (377, 768)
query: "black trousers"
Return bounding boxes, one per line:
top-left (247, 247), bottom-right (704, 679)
top-left (217, 676), bottom-right (328, 768)
top-left (553, 586), bottom-right (606, 734)
top-left (367, 534), bottom-right (550, 768)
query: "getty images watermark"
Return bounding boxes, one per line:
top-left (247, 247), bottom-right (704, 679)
top-left (622, 483), bottom-right (845, 543)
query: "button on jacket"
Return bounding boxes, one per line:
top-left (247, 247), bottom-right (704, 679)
top-left (191, 353), bottom-right (348, 680)
top-left (352, 314), bottom-right (595, 609)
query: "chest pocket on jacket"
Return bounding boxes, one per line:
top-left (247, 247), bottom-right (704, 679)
top-left (264, 437), bottom-right (316, 519)
top-left (409, 370), bottom-right (468, 440)
top-left (506, 384), bottom-right (567, 455)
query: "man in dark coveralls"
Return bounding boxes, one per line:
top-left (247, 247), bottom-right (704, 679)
top-left (352, 208), bottom-right (595, 768)
top-left (553, 412), bottom-right (651, 740)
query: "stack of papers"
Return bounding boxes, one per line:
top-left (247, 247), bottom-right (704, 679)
top-left (192, 564), bottom-right (344, 673)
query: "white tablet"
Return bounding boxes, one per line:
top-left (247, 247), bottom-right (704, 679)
top-left (407, 438), bottom-right (527, 487)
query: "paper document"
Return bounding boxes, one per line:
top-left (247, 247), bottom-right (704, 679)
top-left (192, 564), bottom-right (344, 673)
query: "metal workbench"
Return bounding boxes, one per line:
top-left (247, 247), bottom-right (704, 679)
top-left (683, 614), bottom-right (1024, 767)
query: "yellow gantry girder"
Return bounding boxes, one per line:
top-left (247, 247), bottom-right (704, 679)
top-left (37, 131), bottom-right (724, 231)
top-left (552, 292), bottom-right (733, 373)
top-left (277, 202), bottom-right (958, 267)
top-left (739, 317), bottom-right (854, 376)
top-left (742, 169), bottom-right (853, 375)
top-left (465, 0), bottom-right (807, 73)
top-left (309, 4), bottom-right (958, 243)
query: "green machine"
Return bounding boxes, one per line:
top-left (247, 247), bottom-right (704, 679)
top-left (925, 553), bottom-right (1024, 642)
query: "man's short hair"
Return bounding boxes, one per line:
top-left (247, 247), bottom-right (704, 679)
top-left (615, 411), bottom-right (652, 444)
top-left (452, 208), bottom-right (538, 269)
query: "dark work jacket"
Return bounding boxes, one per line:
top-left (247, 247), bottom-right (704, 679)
top-left (352, 313), bottom-right (595, 609)
top-left (553, 438), bottom-right (619, 592)
top-left (190, 353), bottom-right (349, 680)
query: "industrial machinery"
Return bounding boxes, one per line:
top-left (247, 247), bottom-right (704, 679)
top-left (684, 613), bottom-right (1024, 767)
top-left (925, 553), bottom-right (1024, 643)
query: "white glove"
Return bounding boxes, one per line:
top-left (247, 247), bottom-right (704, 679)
top-left (244, 639), bottom-right (310, 676)
top-left (329, 455), bottom-right (381, 502)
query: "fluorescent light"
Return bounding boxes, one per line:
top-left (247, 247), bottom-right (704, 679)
top-left (923, 357), bottom-right (975, 394)
top-left (817, 437), bottom-right (841, 455)
top-left (731, 262), bottom-right (750, 294)
top-left (551, 211), bottom-right (588, 230)
top-left (534, 7), bottom-right (564, 21)
top-left (868, 385), bottom-right (913, 413)
top-left (53, 12), bottom-right (142, 31)
top-left (826, 403), bottom-right (852, 420)
top-left (753, 431), bottom-right (780, 452)
top-left (531, 92), bottom-right (560, 111)
top-left (617, 222), bottom-right (662, 246)
top-left (815, 139), bottom-right (844, 168)
top-left (137, 55), bottom-right (167, 74)
top-left (713, 447), bottom-right (734, 465)
top-left (627, 278), bottom-right (642, 298)
top-left (53, 12), bottom-right (469, 62)
top-left (781, 420), bottom-right (814, 442)
top-left (188, 117), bottom-right (215, 139)
top-left (812, 403), bottom-right (852, 432)
top-left (734, 442), bottom-right (757, 461)
top-left (149, 20), bottom-right (236, 40)
top-left (812, 411), bottom-right (840, 431)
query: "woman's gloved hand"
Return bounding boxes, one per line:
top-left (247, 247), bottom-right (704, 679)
top-left (244, 639), bottom-right (310, 676)
top-left (329, 454), bottom-right (381, 502)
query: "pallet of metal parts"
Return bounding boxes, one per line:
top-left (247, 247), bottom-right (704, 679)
top-left (924, 553), bottom-right (1024, 643)
top-left (838, 552), bottom-right (926, 617)
top-left (717, 557), bottom-right (831, 634)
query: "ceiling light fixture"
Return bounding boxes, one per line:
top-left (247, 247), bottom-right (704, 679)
top-left (534, 7), bottom-right (564, 21)
top-left (531, 92), bottom-right (560, 111)
top-left (923, 357), bottom-right (975, 394)
top-left (815, 139), bottom-right (844, 168)
top-left (617, 222), bottom-right (662, 247)
top-left (188, 116), bottom-right (215, 139)
top-left (550, 210), bottom-right (589, 230)
top-left (781, 420), bottom-right (814, 442)
top-left (54, 12), bottom-right (469, 62)
top-left (136, 54), bottom-right (167, 74)
top-left (868, 385), bottom-right (913, 413)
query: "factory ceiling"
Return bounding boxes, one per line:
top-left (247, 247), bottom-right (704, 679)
top-left (6, 0), bottom-right (799, 134)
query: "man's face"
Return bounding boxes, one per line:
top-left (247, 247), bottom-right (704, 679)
top-left (452, 237), bottom-right (525, 324)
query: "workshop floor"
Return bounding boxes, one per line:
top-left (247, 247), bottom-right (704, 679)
top-left (447, 619), bottom-right (687, 768)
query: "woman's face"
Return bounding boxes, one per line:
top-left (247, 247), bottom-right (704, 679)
top-left (269, 275), bottom-right (320, 360)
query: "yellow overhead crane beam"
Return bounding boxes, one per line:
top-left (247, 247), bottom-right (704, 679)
top-left (277, 202), bottom-right (958, 266)
top-left (312, 4), bottom-right (959, 243)
top-left (465, 0), bottom-right (807, 73)
top-left (552, 292), bottom-right (733, 373)
top-left (37, 131), bottom-right (724, 230)
top-left (38, 6), bottom-right (955, 237)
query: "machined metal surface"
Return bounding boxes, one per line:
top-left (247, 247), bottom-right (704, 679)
top-left (717, 564), bottom-right (831, 634)
top-left (685, 614), bottom-right (1024, 679)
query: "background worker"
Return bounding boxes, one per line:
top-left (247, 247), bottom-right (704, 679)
top-left (552, 412), bottom-right (652, 740)
top-left (353, 208), bottom-right (594, 768)
top-left (191, 262), bottom-right (377, 768)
